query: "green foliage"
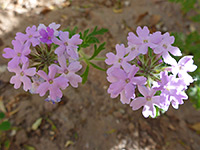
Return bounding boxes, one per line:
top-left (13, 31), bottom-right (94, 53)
top-left (79, 26), bottom-right (108, 49)
top-left (168, 0), bottom-right (200, 22)
top-left (0, 112), bottom-right (11, 131)
top-left (0, 121), bottom-right (11, 131)
top-left (172, 32), bottom-right (200, 109)
top-left (89, 42), bottom-right (106, 60)
top-left (0, 112), bottom-right (5, 119)
top-left (89, 62), bottom-right (106, 71)
top-left (62, 26), bottom-right (108, 84)
top-left (191, 14), bottom-right (200, 22)
top-left (168, 0), bottom-right (197, 13)
top-left (81, 65), bottom-right (89, 84)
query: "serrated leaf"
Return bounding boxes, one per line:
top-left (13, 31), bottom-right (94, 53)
top-left (89, 42), bottom-right (106, 60)
top-left (81, 65), bottom-right (89, 84)
top-left (83, 29), bottom-right (89, 39)
top-left (89, 62), bottom-right (106, 71)
top-left (90, 27), bottom-right (108, 36)
top-left (79, 27), bottom-right (108, 49)
top-left (0, 112), bottom-right (5, 119)
top-left (0, 121), bottom-right (11, 131)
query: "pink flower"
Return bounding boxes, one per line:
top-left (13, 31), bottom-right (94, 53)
top-left (107, 65), bottom-right (146, 104)
top-left (54, 56), bottom-right (82, 88)
top-left (38, 22), bottom-right (61, 36)
top-left (153, 32), bottom-right (182, 65)
top-left (171, 56), bottom-right (197, 85)
top-left (39, 27), bottom-right (54, 44)
top-left (53, 31), bottom-right (82, 60)
top-left (8, 62), bottom-right (36, 91)
top-left (105, 44), bottom-right (131, 72)
top-left (155, 71), bottom-right (188, 110)
top-left (127, 26), bottom-right (157, 55)
top-left (36, 65), bottom-right (69, 100)
top-left (130, 85), bottom-right (161, 118)
top-left (15, 25), bottom-right (40, 46)
top-left (3, 40), bottom-right (31, 68)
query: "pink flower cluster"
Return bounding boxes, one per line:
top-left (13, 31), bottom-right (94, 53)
top-left (105, 26), bottom-right (197, 118)
top-left (2, 22), bottom-right (83, 103)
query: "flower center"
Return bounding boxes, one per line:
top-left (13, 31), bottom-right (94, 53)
top-left (143, 39), bottom-right (148, 43)
top-left (164, 85), bottom-right (170, 91)
top-left (146, 96), bottom-right (152, 101)
top-left (163, 44), bottom-right (167, 49)
top-left (64, 69), bottom-right (69, 74)
top-left (131, 47), bottom-right (136, 51)
top-left (48, 36), bottom-right (51, 40)
top-left (64, 42), bottom-right (68, 46)
top-left (20, 71), bottom-right (24, 76)
top-left (118, 58), bottom-right (122, 63)
top-left (17, 53), bottom-right (21, 57)
top-left (49, 79), bottom-right (53, 84)
top-left (29, 35), bottom-right (33, 38)
top-left (125, 78), bottom-right (130, 83)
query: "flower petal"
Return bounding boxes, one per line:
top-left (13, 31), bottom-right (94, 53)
top-left (130, 97), bottom-right (146, 110)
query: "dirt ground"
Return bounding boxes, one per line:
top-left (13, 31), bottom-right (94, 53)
top-left (0, 0), bottom-right (200, 150)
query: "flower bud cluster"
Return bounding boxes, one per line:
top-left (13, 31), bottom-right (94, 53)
top-left (105, 26), bottom-right (197, 118)
top-left (2, 23), bottom-right (83, 103)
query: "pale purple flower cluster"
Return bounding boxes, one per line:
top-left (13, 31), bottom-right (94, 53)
top-left (106, 26), bottom-right (197, 118)
top-left (2, 22), bottom-right (83, 103)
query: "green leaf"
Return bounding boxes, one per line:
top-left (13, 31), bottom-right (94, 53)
top-left (89, 42), bottom-right (106, 60)
top-left (0, 112), bottom-right (5, 120)
top-left (79, 27), bottom-right (108, 49)
top-left (168, 0), bottom-right (197, 13)
top-left (89, 26), bottom-right (108, 36)
top-left (191, 14), bottom-right (200, 22)
top-left (4, 140), bottom-right (11, 150)
top-left (81, 65), bottom-right (90, 84)
top-left (89, 62), bottom-right (106, 71)
top-left (0, 121), bottom-right (11, 131)
top-left (181, 0), bottom-right (196, 13)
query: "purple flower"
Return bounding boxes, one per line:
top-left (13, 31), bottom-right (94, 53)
top-left (36, 65), bottom-right (69, 100)
top-left (8, 62), bottom-right (36, 91)
top-left (171, 56), bottom-right (197, 85)
top-left (54, 56), bottom-right (82, 88)
top-left (105, 44), bottom-right (132, 72)
top-left (52, 31), bottom-right (82, 60)
top-left (153, 32), bottom-right (182, 65)
top-left (155, 71), bottom-right (188, 110)
top-left (39, 27), bottom-right (54, 44)
top-left (130, 85), bottom-right (161, 118)
top-left (38, 22), bottom-right (61, 36)
top-left (127, 26), bottom-right (158, 55)
top-left (15, 25), bottom-right (40, 46)
top-left (107, 65), bottom-right (146, 104)
top-left (3, 40), bottom-right (31, 68)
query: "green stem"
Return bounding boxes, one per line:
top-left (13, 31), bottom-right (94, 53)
top-left (79, 49), bottom-right (106, 62)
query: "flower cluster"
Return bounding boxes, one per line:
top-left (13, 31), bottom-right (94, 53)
top-left (105, 26), bottom-right (197, 118)
top-left (2, 22), bottom-right (83, 103)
